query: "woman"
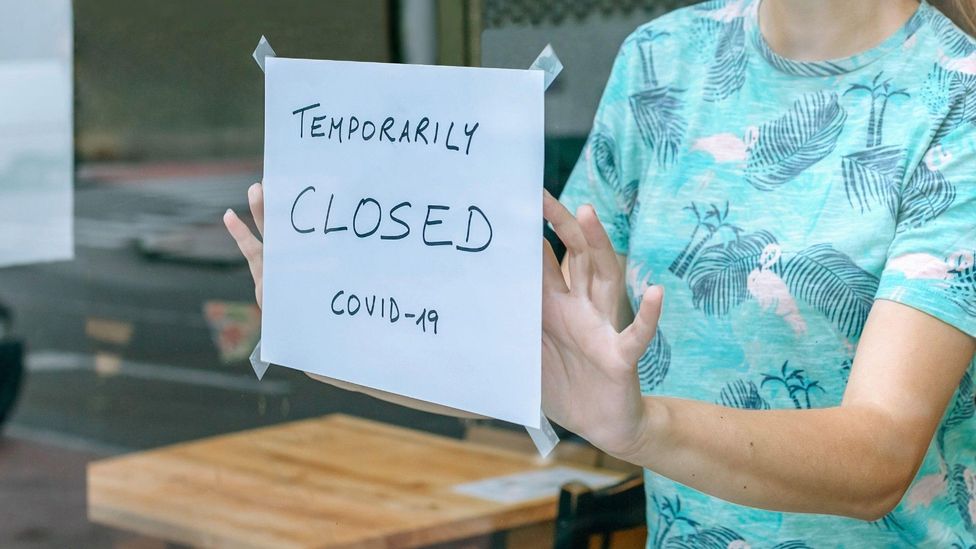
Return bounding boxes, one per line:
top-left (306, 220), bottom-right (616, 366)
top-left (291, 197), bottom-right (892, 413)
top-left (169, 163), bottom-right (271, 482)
top-left (227, 0), bottom-right (976, 545)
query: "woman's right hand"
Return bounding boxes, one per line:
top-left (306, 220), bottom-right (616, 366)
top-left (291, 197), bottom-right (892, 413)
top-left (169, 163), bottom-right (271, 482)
top-left (223, 182), bottom-right (265, 309)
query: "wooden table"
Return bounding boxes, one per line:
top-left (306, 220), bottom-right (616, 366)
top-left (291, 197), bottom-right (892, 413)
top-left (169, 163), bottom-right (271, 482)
top-left (88, 414), bottom-right (623, 548)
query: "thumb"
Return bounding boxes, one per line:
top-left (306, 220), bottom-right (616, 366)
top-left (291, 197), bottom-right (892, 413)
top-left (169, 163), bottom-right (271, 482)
top-left (619, 285), bottom-right (664, 364)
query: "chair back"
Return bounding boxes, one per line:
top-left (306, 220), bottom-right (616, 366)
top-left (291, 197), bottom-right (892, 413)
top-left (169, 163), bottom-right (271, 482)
top-left (553, 473), bottom-right (646, 549)
top-left (0, 340), bottom-right (24, 427)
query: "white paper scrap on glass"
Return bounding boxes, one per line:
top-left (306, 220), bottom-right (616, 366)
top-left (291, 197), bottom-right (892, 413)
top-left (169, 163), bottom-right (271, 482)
top-left (0, 0), bottom-right (74, 267)
top-left (260, 57), bottom-right (544, 427)
top-left (452, 466), bottom-right (623, 504)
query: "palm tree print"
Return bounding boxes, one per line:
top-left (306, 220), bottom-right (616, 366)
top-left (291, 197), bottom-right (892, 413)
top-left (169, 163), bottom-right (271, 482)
top-left (690, 12), bottom-right (722, 61)
top-left (780, 244), bottom-right (879, 340)
top-left (669, 203), bottom-right (704, 277)
top-left (665, 529), bottom-right (814, 549)
top-left (951, 534), bottom-right (976, 549)
top-left (628, 183), bottom-right (642, 226)
top-left (632, 28), bottom-right (670, 88)
top-left (629, 29), bottom-right (687, 168)
top-left (897, 159), bottom-right (957, 232)
top-left (844, 73), bottom-right (909, 147)
top-left (687, 230), bottom-right (777, 316)
top-left (923, 64), bottom-right (976, 142)
top-left (672, 205), bottom-right (878, 338)
top-left (761, 361), bottom-right (825, 409)
top-left (871, 513), bottom-right (905, 533)
top-left (718, 379), bottom-right (770, 410)
top-left (589, 131), bottom-right (619, 191)
top-left (839, 358), bottom-right (853, 383)
top-left (841, 146), bottom-right (906, 216)
top-left (925, 6), bottom-right (976, 57)
top-left (660, 519), bottom-right (813, 549)
top-left (651, 494), bottom-right (700, 548)
top-left (631, 87), bottom-right (687, 168)
top-left (694, 0), bottom-right (733, 11)
top-left (669, 202), bottom-right (738, 279)
top-left (703, 16), bottom-right (747, 102)
top-left (589, 131), bottom-right (640, 212)
top-left (947, 255), bottom-right (976, 316)
top-left (745, 92), bottom-right (847, 191)
top-left (948, 464), bottom-right (975, 533)
top-left (588, 131), bottom-right (638, 238)
top-left (664, 526), bottom-right (746, 549)
top-left (943, 372), bottom-right (974, 432)
top-left (935, 370), bottom-right (973, 518)
top-left (638, 328), bottom-right (671, 392)
top-left (652, 490), bottom-right (815, 548)
top-left (841, 73), bottom-right (910, 216)
top-left (929, 367), bottom-right (975, 534)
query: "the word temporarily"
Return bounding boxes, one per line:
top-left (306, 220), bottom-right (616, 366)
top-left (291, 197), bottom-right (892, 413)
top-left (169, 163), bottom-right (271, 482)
top-left (290, 186), bottom-right (493, 253)
top-left (292, 103), bottom-right (480, 155)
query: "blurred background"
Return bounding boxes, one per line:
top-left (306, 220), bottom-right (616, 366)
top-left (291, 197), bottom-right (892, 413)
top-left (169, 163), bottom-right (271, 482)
top-left (0, 1), bottom-right (693, 547)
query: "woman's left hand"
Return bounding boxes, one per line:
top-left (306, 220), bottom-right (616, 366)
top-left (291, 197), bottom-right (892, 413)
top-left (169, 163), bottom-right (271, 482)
top-left (541, 191), bottom-right (664, 459)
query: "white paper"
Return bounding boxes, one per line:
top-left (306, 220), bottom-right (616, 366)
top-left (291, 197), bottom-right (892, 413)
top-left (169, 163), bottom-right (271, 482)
top-left (0, 0), bottom-right (74, 267)
top-left (452, 466), bottom-right (622, 504)
top-left (260, 58), bottom-right (544, 427)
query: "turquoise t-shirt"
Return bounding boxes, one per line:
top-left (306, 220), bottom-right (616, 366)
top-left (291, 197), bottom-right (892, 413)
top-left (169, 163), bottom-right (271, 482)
top-left (560, 0), bottom-right (976, 546)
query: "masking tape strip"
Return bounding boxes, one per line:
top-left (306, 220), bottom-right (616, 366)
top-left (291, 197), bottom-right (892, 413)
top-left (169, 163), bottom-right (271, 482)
top-left (526, 409), bottom-right (560, 457)
top-left (525, 44), bottom-right (562, 457)
top-left (252, 35), bottom-right (277, 73)
top-left (529, 43), bottom-right (563, 91)
top-left (248, 36), bottom-right (277, 380)
top-left (249, 339), bottom-right (271, 380)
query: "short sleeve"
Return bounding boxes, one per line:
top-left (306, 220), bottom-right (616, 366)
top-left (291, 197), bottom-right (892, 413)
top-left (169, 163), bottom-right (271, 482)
top-left (558, 34), bottom-right (647, 255)
top-left (876, 125), bottom-right (976, 337)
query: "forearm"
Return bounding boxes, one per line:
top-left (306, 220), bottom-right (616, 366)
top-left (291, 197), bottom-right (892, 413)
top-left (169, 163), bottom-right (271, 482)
top-left (622, 397), bottom-right (925, 520)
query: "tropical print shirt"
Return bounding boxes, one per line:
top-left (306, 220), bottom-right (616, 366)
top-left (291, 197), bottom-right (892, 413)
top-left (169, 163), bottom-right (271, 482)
top-left (560, 0), bottom-right (976, 546)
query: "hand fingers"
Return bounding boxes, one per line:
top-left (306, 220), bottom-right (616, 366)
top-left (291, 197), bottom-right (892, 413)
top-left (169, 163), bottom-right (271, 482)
top-left (577, 204), bottom-right (619, 280)
top-left (576, 204), bottom-right (623, 316)
top-left (543, 190), bottom-right (592, 296)
top-left (619, 286), bottom-right (664, 365)
top-left (543, 190), bottom-right (588, 253)
top-left (542, 238), bottom-right (569, 294)
top-left (224, 208), bottom-right (264, 290)
top-left (248, 182), bottom-right (265, 237)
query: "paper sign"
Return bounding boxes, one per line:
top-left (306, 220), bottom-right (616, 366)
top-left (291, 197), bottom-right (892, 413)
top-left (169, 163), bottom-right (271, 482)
top-left (0, 0), bottom-right (73, 267)
top-left (260, 58), bottom-right (543, 427)
top-left (453, 466), bottom-right (623, 504)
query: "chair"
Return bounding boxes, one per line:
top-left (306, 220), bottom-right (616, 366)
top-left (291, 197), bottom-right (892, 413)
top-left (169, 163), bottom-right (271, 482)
top-left (0, 302), bottom-right (23, 428)
top-left (553, 473), bottom-right (646, 549)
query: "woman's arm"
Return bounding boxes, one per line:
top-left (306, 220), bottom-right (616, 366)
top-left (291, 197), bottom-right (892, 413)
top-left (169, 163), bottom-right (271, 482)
top-left (541, 191), bottom-right (976, 521)
top-left (627, 300), bottom-right (975, 520)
